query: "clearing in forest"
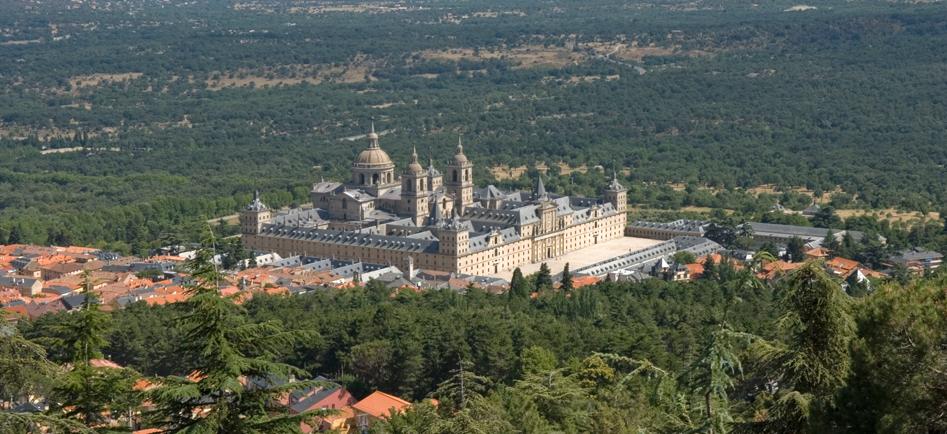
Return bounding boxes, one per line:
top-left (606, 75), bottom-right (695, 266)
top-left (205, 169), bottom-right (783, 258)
top-left (420, 45), bottom-right (585, 69)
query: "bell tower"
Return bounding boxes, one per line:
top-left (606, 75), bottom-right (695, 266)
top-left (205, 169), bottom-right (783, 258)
top-left (445, 136), bottom-right (474, 215)
top-left (401, 147), bottom-right (430, 225)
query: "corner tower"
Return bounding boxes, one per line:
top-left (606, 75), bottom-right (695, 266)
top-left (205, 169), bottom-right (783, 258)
top-left (445, 136), bottom-right (474, 215)
top-left (604, 170), bottom-right (627, 213)
top-left (240, 190), bottom-right (271, 235)
top-left (437, 210), bottom-right (469, 257)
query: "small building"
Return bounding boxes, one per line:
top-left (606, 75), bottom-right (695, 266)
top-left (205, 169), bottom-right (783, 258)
top-left (40, 262), bottom-right (85, 280)
top-left (885, 247), bottom-right (943, 273)
top-left (0, 275), bottom-right (43, 297)
top-left (825, 257), bottom-right (860, 277)
top-left (802, 203), bottom-right (822, 217)
top-left (625, 219), bottom-right (710, 240)
top-left (288, 379), bottom-right (358, 432)
top-left (352, 391), bottom-right (411, 432)
top-left (649, 258), bottom-right (690, 281)
top-left (804, 247), bottom-right (831, 260)
top-left (747, 222), bottom-right (865, 248)
top-left (290, 385), bottom-right (356, 416)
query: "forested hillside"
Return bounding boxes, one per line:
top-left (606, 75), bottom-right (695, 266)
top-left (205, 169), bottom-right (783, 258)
top-left (1, 0), bottom-right (946, 252)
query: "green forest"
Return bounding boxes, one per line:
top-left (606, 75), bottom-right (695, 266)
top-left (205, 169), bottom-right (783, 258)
top-left (4, 246), bottom-right (947, 433)
top-left (0, 0), bottom-right (945, 253)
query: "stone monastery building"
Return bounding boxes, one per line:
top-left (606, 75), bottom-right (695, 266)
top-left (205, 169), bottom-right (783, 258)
top-left (241, 124), bottom-right (628, 275)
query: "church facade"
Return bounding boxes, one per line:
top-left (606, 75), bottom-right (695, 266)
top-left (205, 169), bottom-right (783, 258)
top-left (241, 125), bottom-right (628, 275)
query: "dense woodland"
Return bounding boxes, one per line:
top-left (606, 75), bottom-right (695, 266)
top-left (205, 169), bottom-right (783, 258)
top-left (4, 244), bottom-right (947, 433)
top-left (0, 0), bottom-right (945, 253)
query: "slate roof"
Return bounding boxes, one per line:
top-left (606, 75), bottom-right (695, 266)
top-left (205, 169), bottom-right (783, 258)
top-left (481, 185), bottom-right (504, 200)
top-left (290, 378), bottom-right (345, 414)
top-left (60, 294), bottom-right (87, 310)
top-left (311, 181), bottom-right (343, 194)
top-left (271, 209), bottom-right (328, 227)
top-left (259, 227), bottom-right (439, 254)
top-left (629, 219), bottom-right (709, 233)
top-left (246, 191), bottom-right (269, 212)
top-left (0, 275), bottom-right (40, 290)
top-left (468, 228), bottom-right (520, 252)
top-left (464, 206), bottom-right (540, 226)
top-left (890, 247), bottom-right (943, 262)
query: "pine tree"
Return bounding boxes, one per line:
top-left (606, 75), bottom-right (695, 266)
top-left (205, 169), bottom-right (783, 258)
top-left (0, 312), bottom-right (91, 433)
top-left (508, 267), bottom-right (529, 300)
top-left (146, 235), bottom-right (327, 433)
top-left (686, 325), bottom-right (760, 434)
top-left (49, 274), bottom-right (140, 428)
top-left (757, 262), bottom-right (855, 432)
top-left (434, 360), bottom-right (491, 411)
top-left (560, 263), bottom-right (574, 291)
top-left (519, 346), bottom-right (557, 377)
top-left (7, 224), bottom-right (22, 244)
top-left (786, 236), bottom-right (806, 263)
top-left (702, 256), bottom-right (718, 281)
top-left (535, 263), bottom-right (553, 290)
top-left (823, 229), bottom-right (840, 254)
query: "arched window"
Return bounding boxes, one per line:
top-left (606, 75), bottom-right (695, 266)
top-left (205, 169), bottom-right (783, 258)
top-left (372, 173), bottom-right (379, 185)
top-left (453, 170), bottom-right (458, 182)
top-left (360, 174), bottom-right (365, 185)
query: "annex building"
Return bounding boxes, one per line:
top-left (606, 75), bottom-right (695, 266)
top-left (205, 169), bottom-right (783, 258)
top-left (240, 125), bottom-right (628, 275)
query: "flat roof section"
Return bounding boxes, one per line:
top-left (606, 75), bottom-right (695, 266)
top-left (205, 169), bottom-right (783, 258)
top-left (486, 237), bottom-right (663, 281)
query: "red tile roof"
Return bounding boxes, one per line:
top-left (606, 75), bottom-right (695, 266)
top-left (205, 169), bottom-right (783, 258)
top-left (759, 260), bottom-right (805, 280)
top-left (352, 391), bottom-right (411, 420)
top-left (685, 263), bottom-right (705, 279)
top-left (827, 257), bottom-right (860, 275)
top-left (2, 305), bottom-right (28, 320)
top-left (90, 359), bottom-right (123, 369)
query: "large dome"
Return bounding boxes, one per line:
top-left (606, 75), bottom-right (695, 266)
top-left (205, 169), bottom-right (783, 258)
top-left (355, 147), bottom-right (394, 168)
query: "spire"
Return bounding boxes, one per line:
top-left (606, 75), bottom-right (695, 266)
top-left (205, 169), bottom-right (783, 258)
top-left (536, 175), bottom-right (547, 199)
top-left (608, 167), bottom-right (625, 191)
top-left (247, 190), bottom-right (268, 211)
top-left (448, 207), bottom-right (464, 230)
top-left (451, 135), bottom-right (469, 167)
top-left (431, 196), bottom-right (443, 224)
top-left (407, 145), bottom-right (423, 174)
top-left (367, 119), bottom-right (379, 148)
